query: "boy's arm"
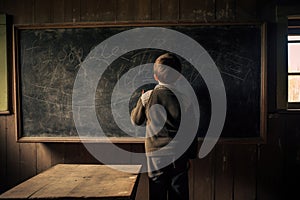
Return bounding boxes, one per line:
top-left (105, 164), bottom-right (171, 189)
top-left (131, 98), bottom-right (146, 126)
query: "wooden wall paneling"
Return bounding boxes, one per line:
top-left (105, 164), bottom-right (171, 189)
top-left (0, 0), bottom-right (5, 12)
top-left (284, 115), bottom-right (300, 199)
top-left (50, 144), bottom-right (65, 165)
top-left (80, 0), bottom-right (101, 22)
top-left (256, 144), bottom-right (283, 200)
top-left (5, 114), bottom-right (20, 189)
top-left (63, 143), bottom-right (100, 164)
top-left (192, 150), bottom-right (214, 200)
top-left (257, 117), bottom-right (284, 200)
top-left (19, 143), bottom-right (37, 182)
top-left (63, 0), bottom-right (81, 23)
top-left (116, 0), bottom-right (135, 21)
top-left (151, 0), bottom-right (161, 20)
top-left (51, 0), bottom-right (65, 23)
top-left (0, 116), bottom-right (7, 193)
top-left (180, 0), bottom-right (215, 22)
top-left (1, 0), bottom-right (16, 22)
top-left (214, 144), bottom-right (234, 200)
top-left (8, 0), bottom-right (34, 24)
top-left (135, 0), bottom-right (151, 21)
top-left (98, 0), bottom-right (116, 21)
top-left (233, 145), bottom-right (257, 200)
top-left (36, 143), bottom-right (52, 174)
top-left (160, 0), bottom-right (179, 21)
top-left (34, 0), bottom-right (52, 23)
top-left (215, 0), bottom-right (235, 21)
top-left (235, 0), bottom-right (258, 21)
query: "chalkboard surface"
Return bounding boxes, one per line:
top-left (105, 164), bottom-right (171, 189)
top-left (16, 24), bottom-right (265, 139)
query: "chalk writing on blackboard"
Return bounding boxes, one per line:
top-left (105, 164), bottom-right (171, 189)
top-left (17, 24), bottom-right (263, 139)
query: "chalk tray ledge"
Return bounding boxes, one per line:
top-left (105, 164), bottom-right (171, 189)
top-left (17, 136), bottom-right (146, 143)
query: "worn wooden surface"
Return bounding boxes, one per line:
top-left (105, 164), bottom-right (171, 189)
top-left (0, 164), bottom-right (141, 200)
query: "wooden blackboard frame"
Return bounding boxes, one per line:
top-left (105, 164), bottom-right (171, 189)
top-left (0, 14), bottom-right (12, 115)
top-left (13, 22), bottom-right (267, 143)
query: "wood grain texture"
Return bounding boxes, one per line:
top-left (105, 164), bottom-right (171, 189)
top-left (236, 0), bottom-right (258, 21)
top-left (214, 144), bottom-right (234, 200)
top-left (233, 145), bottom-right (257, 200)
top-left (151, 0), bottom-right (161, 20)
top-left (160, 0), bottom-right (179, 20)
top-left (0, 164), bottom-right (141, 199)
top-left (99, 0), bottom-right (116, 21)
top-left (52, 0), bottom-right (65, 23)
top-left (192, 151), bottom-right (214, 200)
top-left (34, 0), bottom-right (52, 23)
top-left (180, 0), bottom-right (215, 21)
top-left (19, 143), bottom-right (37, 182)
top-left (36, 144), bottom-right (52, 174)
top-left (135, 0), bottom-right (151, 20)
top-left (116, 0), bottom-right (135, 21)
top-left (0, 116), bottom-right (7, 193)
top-left (6, 114), bottom-right (20, 190)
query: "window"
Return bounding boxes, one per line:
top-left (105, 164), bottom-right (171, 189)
top-left (288, 19), bottom-right (300, 108)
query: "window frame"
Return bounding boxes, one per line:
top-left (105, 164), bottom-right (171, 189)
top-left (287, 19), bottom-right (300, 109)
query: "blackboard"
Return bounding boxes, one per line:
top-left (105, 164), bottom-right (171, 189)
top-left (15, 23), bottom-right (266, 140)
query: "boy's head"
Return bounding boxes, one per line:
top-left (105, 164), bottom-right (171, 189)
top-left (153, 53), bottom-right (182, 84)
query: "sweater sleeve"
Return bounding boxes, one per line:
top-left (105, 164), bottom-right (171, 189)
top-left (131, 98), bottom-right (146, 126)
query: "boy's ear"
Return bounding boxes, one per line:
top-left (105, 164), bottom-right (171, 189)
top-left (154, 74), bottom-right (159, 81)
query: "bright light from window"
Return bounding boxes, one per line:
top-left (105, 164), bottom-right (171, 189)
top-left (288, 35), bottom-right (300, 41)
top-left (288, 43), bottom-right (300, 72)
top-left (288, 75), bottom-right (300, 102)
top-left (288, 34), bottom-right (300, 103)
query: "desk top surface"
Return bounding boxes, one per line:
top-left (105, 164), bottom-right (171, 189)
top-left (0, 164), bottom-right (142, 199)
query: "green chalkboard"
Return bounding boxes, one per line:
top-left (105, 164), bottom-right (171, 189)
top-left (15, 23), bottom-right (266, 141)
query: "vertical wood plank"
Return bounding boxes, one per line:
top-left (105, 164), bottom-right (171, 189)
top-left (64, 143), bottom-right (99, 164)
top-left (282, 115), bottom-right (300, 199)
top-left (214, 144), bottom-right (233, 200)
top-left (151, 0), bottom-right (160, 20)
top-left (257, 117), bottom-right (284, 200)
top-left (50, 144), bottom-right (65, 165)
top-left (63, 0), bottom-right (81, 23)
top-left (135, 0), bottom-right (151, 20)
top-left (116, 0), bottom-right (135, 21)
top-left (215, 0), bottom-right (235, 21)
top-left (99, 0), bottom-right (116, 21)
top-left (193, 150), bottom-right (214, 200)
top-left (233, 145), bottom-right (257, 200)
top-left (160, 0), bottom-right (179, 21)
top-left (80, 0), bottom-right (101, 22)
top-left (6, 114), bottom-right (20, 189)
top-left (19, 143), bottom-right (37, 182)
top-left (52, 0), bottom-right (65, 23)
top-left (0, 116), bottom-right (7, 193)
top-left (236, 0), bottom-right (258, 21)
top-left (9, 0), bottom-right (34, 24)
top-left (0, 0), bottom-right (5, 12)
top-left (63, 0), bottom-right (73, 22)
top-left (37, 143), bottom-right (52, 174)
top-left (180, 0), bottom-right (215, 22)
top-left (34, 0), bottom-right (52, 23)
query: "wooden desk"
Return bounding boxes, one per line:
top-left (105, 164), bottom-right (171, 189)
top-left (0, 164), bottom-right (141, 200)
